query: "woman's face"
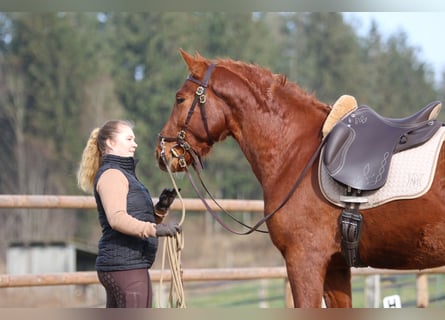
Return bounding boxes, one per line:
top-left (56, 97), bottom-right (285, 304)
top-left (106, 125), bottom-right (138, 157)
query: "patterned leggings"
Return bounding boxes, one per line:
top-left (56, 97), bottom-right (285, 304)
top-left (97, 269), bottom-right (153, 308)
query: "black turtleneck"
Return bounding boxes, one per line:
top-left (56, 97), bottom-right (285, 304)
top-left (101, 154), bottom-right (137, 175)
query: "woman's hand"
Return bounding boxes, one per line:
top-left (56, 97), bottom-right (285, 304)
top-left (155, 188), bottom-right (180, 212)
top-left (155, 223), bottom-right (182, 237)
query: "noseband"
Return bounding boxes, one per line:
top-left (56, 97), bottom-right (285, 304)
top-left (159, 63), bottom-right (216, 169)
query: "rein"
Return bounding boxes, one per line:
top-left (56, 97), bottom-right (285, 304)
top-left (185, 141), bottom-right (325, 235)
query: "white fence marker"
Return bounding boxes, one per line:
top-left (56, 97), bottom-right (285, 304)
top-left (383, 294), bottom-right (402, 308)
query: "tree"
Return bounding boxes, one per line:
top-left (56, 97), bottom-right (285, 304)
top-left (106, 13), bottom-right (279, 199)
top-left (282, 13), bottom-right (367, 104)
top-left (360, 24), bottom-right (437, 117)
top-left (0, 13), bottom-right (119, 247)
top-left (281, 12), bottom-right (438, 117)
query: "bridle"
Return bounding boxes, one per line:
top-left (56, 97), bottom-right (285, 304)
top-left (158, 63), bottom-right (325, 235)
top-left (158, 63), bottom-right (216, 171)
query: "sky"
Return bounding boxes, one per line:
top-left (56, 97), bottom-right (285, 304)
top-left (343, 12), bottom-right (445, 83)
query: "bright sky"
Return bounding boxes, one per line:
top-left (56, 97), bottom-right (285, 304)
top-left (343, 12), bottom-right (445, 83)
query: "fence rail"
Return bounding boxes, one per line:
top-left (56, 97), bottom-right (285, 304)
top-left (0, 267), bottom-right (287, 288)
top-left (2, 266), bottom-right (445, 288)
top-left (1, 194), bottom-right (445, 307)
top-left (0, 195), bottom-right (264, 211)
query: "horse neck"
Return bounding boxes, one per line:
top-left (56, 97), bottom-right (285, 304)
top-left (228, 89), bottom-right (329, 192)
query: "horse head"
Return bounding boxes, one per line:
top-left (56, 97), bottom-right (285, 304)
top-left (156, 49), bottom-right (231, 172)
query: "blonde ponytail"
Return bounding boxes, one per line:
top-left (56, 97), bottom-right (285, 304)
top-left (77, 128), bottom-right (101, 193)
top-left (77, 120), bottom-right (134, 193)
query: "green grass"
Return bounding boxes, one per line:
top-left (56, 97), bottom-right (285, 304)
top-left (154, 279), bottom-right (286, 308)
top-left (153, 274), bottom-right (445, 308)
top-left (352, 274), bottom-right (445, 308)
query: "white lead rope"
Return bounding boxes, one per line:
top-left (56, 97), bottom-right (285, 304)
top-left (157, 157), bottom-right (187, 308)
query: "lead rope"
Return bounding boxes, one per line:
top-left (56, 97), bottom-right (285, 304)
top-left (158, 152), bottom-right (186, 308)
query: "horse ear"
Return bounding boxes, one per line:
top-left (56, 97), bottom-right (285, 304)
top-left (194, 51), bottom-right (204, 59)
top-left (179, 48), bottom-right (208, 78)
top-left (179, 48), bottom-right (194, 66)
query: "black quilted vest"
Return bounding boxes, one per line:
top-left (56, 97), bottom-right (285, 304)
top-left (94, 154), bottom-right (157, 271)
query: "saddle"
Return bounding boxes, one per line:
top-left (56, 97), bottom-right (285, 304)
top-left (323, 101), bottom-right (442, 191)
top-left (321, 99), bottom-right (442, 267)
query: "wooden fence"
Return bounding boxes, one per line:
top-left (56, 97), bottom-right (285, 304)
top-left (1, 195), bottom-right (445, 307)
top-left (0, 194), bottom-right (264, 211)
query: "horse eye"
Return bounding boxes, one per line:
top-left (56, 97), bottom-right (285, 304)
top-left (176, 96), bottom-right (185, 104)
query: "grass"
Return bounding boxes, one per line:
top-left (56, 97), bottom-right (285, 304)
top-left (2, 273), bottom-right (444, 307)
top-left (154, 279), bottom-right (287, 308)
top-left (153, 274), bottom-right (445, 308)
top-left (352, 274), bottom-right (445, 308)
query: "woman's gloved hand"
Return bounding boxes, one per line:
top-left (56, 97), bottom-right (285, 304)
top-left (155, 188), bottom-right (180, 212)
top-left (155, 223), bottom-right (182, 237)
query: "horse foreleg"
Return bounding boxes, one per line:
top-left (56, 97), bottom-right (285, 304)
top-left (285, 259), bottom-right (325, 307)
top-left (323, 262), bottom-right (352, 308)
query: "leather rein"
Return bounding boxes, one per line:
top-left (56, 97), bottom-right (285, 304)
top-left (158, 63), bottom-right (325, 235)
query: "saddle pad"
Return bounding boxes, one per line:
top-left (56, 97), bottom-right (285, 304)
top-left (319, 126), bottom-right (445, 209)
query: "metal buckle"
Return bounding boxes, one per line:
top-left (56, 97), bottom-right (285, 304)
top-left (182, 141), bottom-right (191, 151)
top-left (178, 130), bottom-right (186, 140)
top-left (196, 86), bottom-right (206, 103)
top-left (159, 138), bottom-right (166, 159)
top-left (195, 86), bottom-right (205, 96)
top-left (178, 158), bottom-right (187, 168)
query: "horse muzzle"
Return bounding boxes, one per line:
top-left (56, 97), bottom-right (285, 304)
top-left (157, 137), bottom-right (200, 172)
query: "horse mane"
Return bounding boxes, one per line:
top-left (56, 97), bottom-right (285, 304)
top-left (183, 50), bottom-right (325, 109)
top-left (216, 57), bottom-right (286, 89)
top-left (214, 57), bottom-right (328, 113)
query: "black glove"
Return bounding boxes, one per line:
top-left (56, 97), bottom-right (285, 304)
top-left (155, 223), bottom-right (182, 237)
top-left (155, 188), bottom-right (180, 212)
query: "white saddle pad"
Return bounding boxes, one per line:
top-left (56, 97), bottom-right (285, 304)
top-left (319, 126), bottom-right (445, 209)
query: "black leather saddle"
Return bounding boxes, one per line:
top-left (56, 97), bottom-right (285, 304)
top-left (323, 101), bottom-right (442, 191)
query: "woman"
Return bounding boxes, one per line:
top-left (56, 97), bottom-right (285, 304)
top-left (77, 119), bottom-right (180, 308)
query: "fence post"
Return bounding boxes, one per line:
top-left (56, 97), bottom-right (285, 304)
top-left (258, 278), bottom-right (268, 308)
top-left (284, 279), bottom-right (293, 307)
top-left (365, 274), bottom-right (380, 308)
top-left (416, 273), bottom-right (429, 307)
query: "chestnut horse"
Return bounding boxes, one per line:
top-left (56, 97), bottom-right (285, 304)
top-left (155, 49), bottom-right (445, 307)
